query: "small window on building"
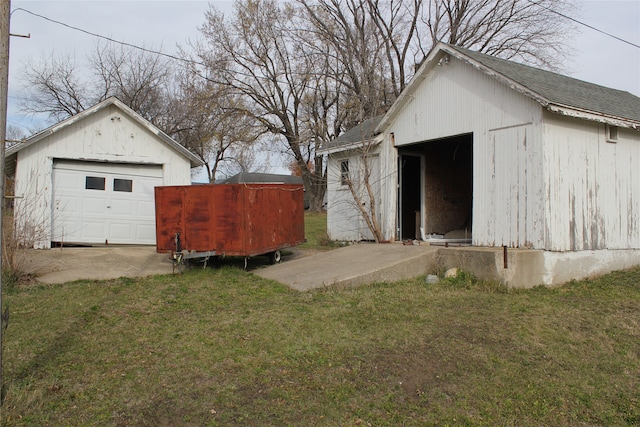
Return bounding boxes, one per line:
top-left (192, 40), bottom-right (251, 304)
top-left (114, 178), bottom-right (133, 192)
top-left (606, 124), bottom-right (619, 143)
top-left (340, 160), bottom-right (350, 186)
top-left (85, 176), bottom-right (106, 190)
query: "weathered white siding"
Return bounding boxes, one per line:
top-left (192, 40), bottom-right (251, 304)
top-left (327, 150), bottom-right (382, 241)
top-left (378, 136), bottom-right (399, 241)
top-left (386, 57), bottom-right (546, 248)
top-left (543, 112), bottom-right (640, 251)
top-left (389, 58), bottom-right (543, 144)
top-left (330, 50), bottom-right (640, 255)
top-left (14, 103), bottom-right (194, 248)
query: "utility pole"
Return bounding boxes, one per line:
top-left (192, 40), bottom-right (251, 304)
top-left (0, 0), bottom-right (11, 400)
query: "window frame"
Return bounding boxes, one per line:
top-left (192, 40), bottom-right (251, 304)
top-left (113, 178), bottom-right (133, 193)
top-left (340, 160), bottom-right (350, 186)
top-left (606, 124), bottom-right (619, 143)
top-left (85, 176), bottom-right (106, 191)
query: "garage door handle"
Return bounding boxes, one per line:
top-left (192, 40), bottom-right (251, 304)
top-left (107, 206), bottom-right (111, 208)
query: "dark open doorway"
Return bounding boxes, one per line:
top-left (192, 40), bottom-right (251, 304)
top-left (399, 155), bottom-right (422, 239)
top-left (398, 133), bottom-right (473, 241)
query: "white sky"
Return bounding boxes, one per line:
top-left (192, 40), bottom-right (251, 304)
top-left (6, 0), bottom-right (640, 136)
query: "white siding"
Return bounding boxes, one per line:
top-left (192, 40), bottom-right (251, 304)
top-left (543, 112), bottom-right (640, 251)
top-left (14, 104), bottom-right (193, 248)
top-left (330, 54), bottom-right (640, 252)
top-left (379, 137), bottom-right (399, 241)
top-left (387, 58), bottom-right (546, 248)
top-left (327, 150), bottom-right (382, 241)
top-left (389, 59), bottom-right (542, 144)
top-left (483, 124), bottom-right (543, 248)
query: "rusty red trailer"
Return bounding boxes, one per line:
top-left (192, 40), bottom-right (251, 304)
top-left (154, 183), bottom-right (305, 263)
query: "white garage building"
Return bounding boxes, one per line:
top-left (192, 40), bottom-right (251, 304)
top-left (324, 43), bottom-right (640, 286)
top-left (6, 97), bottom-right (203, 248)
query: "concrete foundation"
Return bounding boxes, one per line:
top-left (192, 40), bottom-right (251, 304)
top-left (257, 243), bottom-right (640, 290)
top-left (437, 246), bottom-right (640, 288)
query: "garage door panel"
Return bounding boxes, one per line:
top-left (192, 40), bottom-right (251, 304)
top-left (55, 195), bottom-right (81, 215)
top-left (83, 197), bottom-right (108, 214)
top-left (55, 170), bottom-right (82, 190)
top-left (110, 199), bottom-right (135, 216)
top-left (137, 177), bottom-right (160, 194)
top-left (138, 200), bottom-right (156, 217)
top-left (52, 161), bottom-right (162, 245)
top-left (109, 223), bottom-right (133, 240)
top-left (136, 224), bottom-right (157, 241)
top-left (79, 221), bottom-right (107, 241)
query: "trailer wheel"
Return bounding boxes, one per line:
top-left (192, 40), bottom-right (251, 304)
top-left (269, 250), bottom-right (282, 264)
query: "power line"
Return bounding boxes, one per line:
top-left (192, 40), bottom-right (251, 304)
top-left (14, 1), bottom-right (640, 70)
top-left (10, 7), bottom-right (207, 67)
top-left (527, 0), bottom-right (640, 50)
top-left (9, 7), bottom-right (347, 92)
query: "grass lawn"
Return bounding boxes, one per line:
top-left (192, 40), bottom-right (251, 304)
top-left (1, 214), bottom-right (639, 425)
top-left (298, 211), bottom-right (333, 249)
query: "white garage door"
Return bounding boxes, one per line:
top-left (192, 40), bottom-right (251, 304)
top-left (52, 160), bottom-right (163, 245)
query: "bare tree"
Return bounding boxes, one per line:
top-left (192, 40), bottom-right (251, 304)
top-left (365, 0), bottom-right (424, 96)
top-left (19, 41), bottom-right (264, 184)
top-left (166, 59), bottom-right (264, 183)
top-left (20, 43), bottom-right (176, 129)
top-left (424, 0), bottom-right (576, 70)
top-left (341, 135), bottom-right (384, 242)
top-left (5, 125), bottom-right (26, 149)
top-left (218, 138), bottom-right (270, 179)
top-left (90, 43), bottom-right (174, 124)
top-left (195, 0), bottom-right (329, 210)
top-left (298, 0), bottom-right (416, 117)
top-left (21, 52), bottom-right (90, 121)
top-left (297, 0), bottom-right (576, 234)
top-left (300, 0), bottom-right (575, 103)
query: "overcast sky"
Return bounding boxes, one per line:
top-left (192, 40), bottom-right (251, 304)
top-left (6, 0), bottom-right (640, 136)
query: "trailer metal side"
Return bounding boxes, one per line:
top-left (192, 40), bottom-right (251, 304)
top-left (155, 183), bottom-right (305, 262)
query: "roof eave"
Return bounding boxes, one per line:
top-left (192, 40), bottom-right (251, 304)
top-left (375, 44), bottom-right (447, 134)
top-left (546, 104), bottom-right (640, 131)
top-left (435, 45), bottom-right (640, 131)
top-left (5, 97), bottom-right (205, 168)
top-left (106, 99), bottom-right (204, 168)
top-left (376, 43), bottom-right (640, 134)
top-left (320, 136), bottom-right (382, 155)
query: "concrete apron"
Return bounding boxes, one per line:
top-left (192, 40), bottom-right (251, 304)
top-left (255, 243), bottom-right (439, 291)
top-left (21, 246), bottom-right (174, 284)
top-left (257, 243), bottom-right (640, 290)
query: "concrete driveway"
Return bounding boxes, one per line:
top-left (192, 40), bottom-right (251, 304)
top-left (19, 246), bottom-right (175, 284)
top-left (18, 242), bottom-right (439, 290)
top-left (18, 245), bottom-right (318, 285)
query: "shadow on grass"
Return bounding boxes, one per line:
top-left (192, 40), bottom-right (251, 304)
top-left (10, 288), bottom-right (114, 386)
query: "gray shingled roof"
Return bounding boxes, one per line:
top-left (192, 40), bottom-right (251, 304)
top-left (447, 44), bottom-right (640, 123)
top-left (218, 172), bottom-right (303, 185)
top-left (324, 115), bottom-right (383, 150)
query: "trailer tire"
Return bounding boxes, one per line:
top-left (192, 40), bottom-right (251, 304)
top-left (269, 250), bottom-right (282, 264)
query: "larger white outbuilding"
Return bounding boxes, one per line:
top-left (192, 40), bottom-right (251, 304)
top-left (324, 43), bottom-right (640, 285)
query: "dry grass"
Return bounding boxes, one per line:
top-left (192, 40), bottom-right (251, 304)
top-left (1, 265), bottom-right (639, 426)
top-left (299, 211), bottom-right (339, 249)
